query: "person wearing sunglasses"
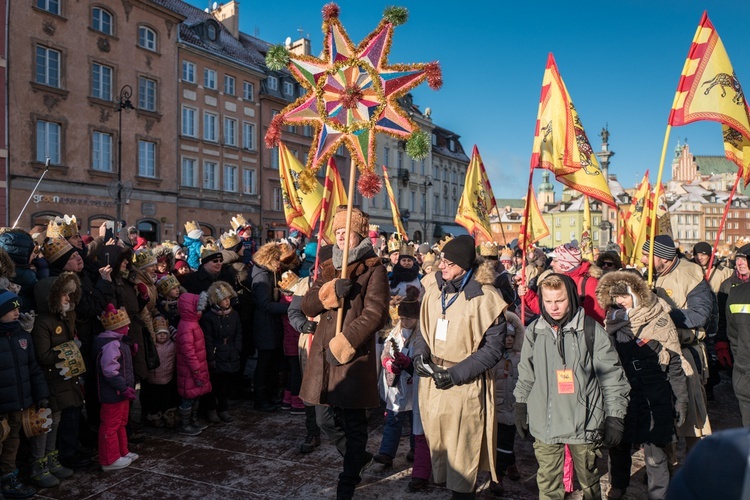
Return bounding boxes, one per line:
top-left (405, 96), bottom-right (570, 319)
top-left (595, 251), bottom-right (623, 275)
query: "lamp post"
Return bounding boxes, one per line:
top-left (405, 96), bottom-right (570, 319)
top-left (421, 175), bottom-right (433, 243)
top-left (115, 85), bottom-right (135, 228)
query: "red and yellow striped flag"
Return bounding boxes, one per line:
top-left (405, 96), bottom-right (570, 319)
top-left (382, 165), bottom-right (408, 240)
top-left (530, 53), bottom-right (616, 207)
top-left (669, 12), bottom-right (750, 186)
top-left (455, 145), bottom-right (498, 240)
top-left (518, 187), bottom-right (549, 251)
top-left (580, 196), bottom-right (593, 261)
top-left (622, 172), bottom-right (651, 265)
top-left (278, 142), bottom-right (323, 236)
top-left (319, 158), bottom-right (348, 243)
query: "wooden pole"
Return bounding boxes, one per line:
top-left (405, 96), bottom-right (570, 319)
top-left (705, 169), bottom-right (742, 281)
top-left (647, 125), bottom-right (672, 286)
top-left (519, 167), bottom-right (535, 324)
top-left (335, 157), bottom-right (358, 336)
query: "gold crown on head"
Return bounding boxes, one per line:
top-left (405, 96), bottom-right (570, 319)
top-left (42, 236), bottom-right (74, 264)
top-left (230, 214), bottom-right (248, 232)
top-left (156, 274), bottom-right (180, 296)
top-left (153, 316), bottom-right (170, 334)
top-left (278, 270), bottom-right (300, 292)
top-left (160, 240), bottom-right (179, 250)
top-left (422, 252), bottom-right (436, 265)
top-left (184, 220), bottom-right (202, 237)
top-left (132, 249), bottom-right (157, 270)
top-left (368, 224), bottom-right (379, 234)
top-left (200, 241), bottom-right (221, 260)
top-left (435, 235), bottom-right (454, 252)
top-left (207, 281), bottom-right (237, 305)
top-left (399, 242), bottom-right (415, 257)
top-left (500, 248), bottom-right (514, 261)
top-left (99, 305), bottom-right (131, 331)
top-left (478, 241), bottom-right (499, 257)
top-left (47, 215), bottom-right (79, 239)
top-left (220, 230), bottom-right (241, 250)
top-left (387, 237), bottom-right (401, 253)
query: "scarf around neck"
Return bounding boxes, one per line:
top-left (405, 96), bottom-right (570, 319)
top-left (332, 238), bottom-right (374, 270)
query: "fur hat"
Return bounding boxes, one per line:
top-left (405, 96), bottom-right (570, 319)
top-left (332, 206), bottom-right (369, 239)
top-left (397, 285), bottom-right (421, 319)
top-left (99, 303), bottom-right (130, 331)
top-left (42, 237), bottom-right (76, 267)
top-left (132, 249), bottom-right (157, 270)
top-left (156, 274), bottom-right (180, 296)
top-left (279, 242), bottom-right (300, 270)
top-left (252, 242), bottom-right (282, 273)
top-left (207, 281), bottom-right (237, 305)
top-left (441, 235), bottom-right (476, 271)
top-left (184, 221), bottom-right (203, 240)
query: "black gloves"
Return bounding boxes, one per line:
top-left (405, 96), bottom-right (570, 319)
top-left (334, 279), bottom-right (354, 299)
top-left (675, 401), bottom-right (688, 427)
top-left (514, 402), bottom-right (528, 439)
top-left (413, 355), bottom-right (435, 377)
top-left (301, 320), bottom-right (318, 333)
top-left (601, 416), bottom-right (625, 447)
top-left (432, 368), bottom-right (454, 390)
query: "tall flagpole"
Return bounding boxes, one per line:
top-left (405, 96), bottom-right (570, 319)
top-left (705, 169), bottom-right (742, 281)
top-left (519, 166), bottom-right (535, 324)
top-left (648, 125), bottom-right (672, 286)
top-left (336, 158), bottom-right (358, 336)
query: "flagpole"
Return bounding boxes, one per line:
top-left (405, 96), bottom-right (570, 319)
top-left (313, 162), bottom-right (333, 282)
top-left (520, 167), bottom-right (535, 324)
top-left (336, 157), bottom-right (358, 336)
top-left (706, 168), bottom-right (741, 281)
top-left (648, 125), bottom-right (672, 286)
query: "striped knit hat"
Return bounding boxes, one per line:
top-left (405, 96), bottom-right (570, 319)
top-left (642, 235), bottom-right (676, 261)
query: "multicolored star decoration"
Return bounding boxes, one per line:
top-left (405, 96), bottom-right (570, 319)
top-left (265, 3), bottom-right (442, 198)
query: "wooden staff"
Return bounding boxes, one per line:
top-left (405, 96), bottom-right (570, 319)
top-left (13, 158), bottom-right (50, 229)
top-left (705, 168), bottom-right (742, 281)
top-left (519, 167), bottom-right (535, 324)
top-left (336, 157), bottom-right (358, 336)
top-left (647, 125), bottom-right (672, 286)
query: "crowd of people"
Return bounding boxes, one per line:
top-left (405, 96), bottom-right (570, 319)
top-left (0, 207), bottom-right (746, 499)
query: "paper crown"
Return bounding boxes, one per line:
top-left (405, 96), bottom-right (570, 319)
top-left (435, 235), bottom-right (454, 252)
top-left (368, 224), bottom-right (379, 233)
top-left (153, 316), bottom-right (170, 334)
top-left (278, 270), bottom-right (300, 292)
top-left (207, 280), bottom-right (237, 304)
top-left (200, 241), bottom-right (222, 261)
top-left (478, 242), bottom-right (499, 257)
top-left (42, 236), bottom-right (74, 264)
top-left (399, 242), bottom-right (415, 257)
top-left (156, 274), bottom-right (180, 296)
top-left (160, 239), bottom-right (179, 250)
top-left (100, 305), bottom-right (131, 331)
top-left (422, 252), bottom-right (436, 265)
top-left (387, 237), bottom-right (401, 253)
top-left (184, 220), bottom-right (203, 238)
top-left (46, 215), bottom-right (79, 239)
top-left (132, 249), bottom-right (157, 270)
top-left (220, 230), bottom-right (241, 250)
top-left (230, 214), bottom-right (248, 232)
top-left (500, 248), bottom-right (514, 261)
top-left (22, 407), bottom-right (52, 438)
top-left (53, 341), bottom-right (86, 380)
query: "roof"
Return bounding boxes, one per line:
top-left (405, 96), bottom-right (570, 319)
top-left (495, 198), bottom-right (525, 209)
top-left (431, 126), bottom-right (469, 163)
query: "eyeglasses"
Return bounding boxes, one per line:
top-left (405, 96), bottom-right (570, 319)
top-left (439, 260), bottom-right (456, 268)
top-left (211, 258), bottom-right (223, 263)
top-left (601, 261), bottom-right (615, 268)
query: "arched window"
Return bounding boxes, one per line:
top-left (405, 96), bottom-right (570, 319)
top-left (137, 219), bottom-right (159, 243)
top-left (138, 26), bottom-right (157, 51)
top-left (88, 214), bottom-right (115, 237)
top-left (92, 7), bottom-right (113, 35)
top-left (199, 223), bottom-right (215, 237)
top-left (29, 211), bottom-right (61, 235)
top-left (413, 230), bottom-right (422, 243)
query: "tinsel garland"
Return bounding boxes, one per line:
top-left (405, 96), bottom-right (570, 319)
top-left (357, 170), bottom-right (383, 198)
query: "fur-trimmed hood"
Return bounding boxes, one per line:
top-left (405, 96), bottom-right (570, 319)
top-left (474, 260), bottom-right (499, 286)
top-left (153, 245), bottom-right (176, 271)
top-left (207, 280), bottom-right (237, 305)
top-left (504, 310), bottom-right (524, 352)
top-left (252, 242), bottom-right (282, 273)
top-left (34, 272), bottom-right (81, 316)
top-left (0, 248), bottom-right (15, 280)
top-left (596, 270), bottom-right (652, 311)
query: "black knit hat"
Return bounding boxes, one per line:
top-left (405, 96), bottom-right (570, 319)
top-left (642, 234), bottom-right (676, 261)
top-left (736, 244), bottom-right (750, 259)
top-left (693, 242), bottom-right (712, 256)
top-left (0, 289), bottom-right (20, 319)
top-left (441, 235), bottom-right (476, 271)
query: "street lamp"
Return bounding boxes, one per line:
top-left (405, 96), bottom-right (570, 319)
top-left (421, 175), bottom-right (433, 243)
top-left (115, 85), bottom-right (135, 229)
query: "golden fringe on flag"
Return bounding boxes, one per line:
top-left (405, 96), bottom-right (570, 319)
top-left (455, 145), bottom-right (498, 240)
top-left (278, 142), bottom-right (323, 236)
top-left (382, 165), bottom-right (408, 240)
top-left (518, 187), bottom-right (549, 250)
top-left (581, 196), bottom-right (593, 261)
top-left (530, 53), bottom-right (616, 207)
top-left (319, 158), bottom-right (348, 243)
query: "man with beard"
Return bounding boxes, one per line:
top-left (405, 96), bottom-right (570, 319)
top-left (390, 243), bottom-right (421, 297)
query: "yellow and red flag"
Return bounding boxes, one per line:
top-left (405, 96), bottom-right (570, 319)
top-left (669, 12), bottom-right (750, 186)
top-left (580, 196), bottom-right (593, 261)
top-left (530, 53), bottom-right (616, 207)
top-left (455, 145), bottom-right (498, 240)
top-left (278, 142), bottom-right (323, 236)
top-left (622, 172), bottom-right (651, 265)
top-left (319, 158), bottom-right (348, 243)
top-left (382, 165), bottom-right (408, 240)
top-left (652, 182), bottom-right (673, 238)
top-left (518, 187), bottom-right (549, 251)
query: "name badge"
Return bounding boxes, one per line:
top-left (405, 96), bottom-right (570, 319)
top-left (556, 369), bottom-right (574, 394)
top-left (435, 318), bottom-right (449, 342)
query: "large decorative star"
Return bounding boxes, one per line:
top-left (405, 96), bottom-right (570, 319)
top-left (266, 4), bottom-right (441, 178)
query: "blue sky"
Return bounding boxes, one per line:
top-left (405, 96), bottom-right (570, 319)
top-left (189, 1), bottom-right (750, 198)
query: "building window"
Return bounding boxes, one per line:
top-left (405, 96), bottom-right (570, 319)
top-left (36, 0), bottom-right (59, 15)
top-left (555, 231), bottom-right (561, 241)
top-left (421, 193), bottom-right (426, 213)
top-left (181, 107), bottom-right (197, 137)
top-left (243, 81), bottom-right (254, 101)
top-left (593, 230), bottom-right (599, 241)
top-left (242, 122), bottom-right (255, 150)
top-left (303, 125), bottom-right (312, 137)
top-left (181, 158), bottom-right (197, 187)
top-left (223, 117), bottom-right (237, 146)
top-left (137, 140), bottom-right (156, 178)
top-left (204, 69), bottom-right (217, 90)
top-left (137, 26), bottom-right (157, 52)
top-left (35, 46), bottom-right (60, 88)
top-left (396, 150), bottom-right (403, 169)
top-left (203, 112), bottom-right (218, 142)
top-left (434, 194), bottom-right (439, 215)
top-left (593, 216), bottom-right (599, 225)
top-left (204, 161), bottom-right (218, 190)
top-left (182, 61), bottom-right (195, 83)
top-left (224, 165), bottom-right (237, 192)
top-left (411, 158), bottom-right (416, 173)
top-left (92, 7), bottom-right (113, 35)
top-left (570, 218), bottom-right (575, 226)
top-left (283, 81), bottom-right (294, 96)
top-left (421, 159), bottom-right (426, 175)
top-left (224, 75), bottom-right (235, 95)
top-left (384, 147), bottom-right (390, 167)
top-left (267, 76), bottom-right (278, 91)
top-left (36, 120), bottom-right (61, 164)
top-left (272, 187), bottom-right (283, 211)
top-left (270, 146), bottom-right (278, 169)
top-left (385, 191), bottom-right (391, 210)
top-left (92, 131), bottom-right (112, 172)
top-left (138, 77), bottom-right (157, 111)
top-left (91, 63), bottom-right (112, 100)
top-left (570, 231), bottom-right (576, 241)
top-left (243, 168), bottom-right (256, 194)
top-left (555, 218), bottom-right (561, 227)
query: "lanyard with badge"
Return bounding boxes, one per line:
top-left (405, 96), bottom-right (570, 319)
top-left (435, 268), bottom-right (473, 342)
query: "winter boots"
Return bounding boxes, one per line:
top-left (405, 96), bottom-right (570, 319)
top-left (206, 410), bottom-right (221, 424)
top-left (146, 412), bottom-right (165, 428)
top-left (28, 457), bottom-right (59, 489)
top-left (190, 402), bottom-right (208, 431)
top-left (217, 411), bottom-right (234, 423)
top-left (0, 469), bottom-right (36, 498)
top-left (46, 450), bottom-right (73, 479)
top-left (178, 406), bottom-right (202, 436)
top-left (163, 408), bottom-right (178, 428)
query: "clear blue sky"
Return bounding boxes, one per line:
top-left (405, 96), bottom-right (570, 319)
top-left (188, 1), bottom-right (750, 198)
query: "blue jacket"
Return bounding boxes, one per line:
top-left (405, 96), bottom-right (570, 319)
top-left (0, 322), bottom-right (49, 412)
top-left (183, 235), bottom-right (203, 270)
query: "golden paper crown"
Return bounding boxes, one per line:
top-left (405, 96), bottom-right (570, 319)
top-left (53, 341), bottom-right (86, 380)
top-left (399, 242), bottom-right (415, 257)
top-left (220, 230), bottom-right (241, 250)
top-left (132, 249), bottom-right (157, 270)
top-left (100, 305), bottom-right (131, 331)
top-left (479, 242), bottom-right (499, 257)
top-left (153, 316), bottom-right (170, 334)
top-left (435, 235), bottom-right (454, 252)
top-left (500, 248), bottom-right (514, 261)
top-left (42, 236), bottom-right (74, 264)
top-left (46, 215), bottom-right (79, 239)
top-left (156, 274), bottom-right (180, 296)
top-left (230, 214), bottom-right (248, 232)
top-left (22, 407), bottom-right (52, 438)
top-left (184, 220), bottom-right (202, 237)
top-left (207, 280), bottom-right (237, 304)
top-left (200, 241), bottom-right (222, 261)
top-left (161, 239), bottom-right (179, 250)
top-left (387, 237), bottom-right (401, 253)
top-left (422, 252), bottom-right (436, 265)
top-left (278, 270), bottom-right (300, 292)
top-left (368, 224), bottom-right (379, 234)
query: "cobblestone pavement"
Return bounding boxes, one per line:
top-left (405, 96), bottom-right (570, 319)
top-left (34, 376), bottom-right (740, 499)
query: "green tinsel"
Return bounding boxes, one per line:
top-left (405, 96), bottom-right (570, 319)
top-left (265, 45), bottom-right (290, 71)
top-left (406, 130), bottom-right (429, 160)
top-left (383, 6), bottom-right (408, 26)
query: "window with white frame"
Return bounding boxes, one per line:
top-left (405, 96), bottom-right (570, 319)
top-left (36, 0), bottom-right (59, 15)
top-left (397, 151), bottom-right (403, 169)
top-left (182, 61), bottom-right (195, 83)
top-left (138, 77), bottom-right (156, 111)
top-left (555, 231), bottom-right (561, 241)
top-left (91, 63), bottom-right (112, 100)
top-left (272, 187), bottom-right (283, 211)
top-left (204, 69), bottom-right (217, 90)
top-left (242, 168), bottom-right (256, 194)
top-left (243, 81), bottom-right (254, 101)
top-left (224, 117), bottom-right (237, 146)
top-left (283, 81), bottom-right (294, 96)
top-left (181, 157), bottom-right (197, 187)
top-left (35, 46), bottom-right (60, 87)
top-left (242, 122), bottom-right (255, 150)
top-left (138, 26), bottom-right (157, 51)
top-left (270, 146), bottom-right (278, 169)
top-left (224, 75), bottom-right (235, 95)
top-left (181, 107), bottom-right (197, 137)
top-left (92, 131), bottom-right (112, 172)
top-left (410, 191), bottom-right (415, 212)
top-left (224, 165), bottom-right (237, 192)
top-left (92, 7), bottom-right (113, 35)
top-left (204, 161), bottom-right (218, 190)
top-left (570, 218), bottom-right (575, 226)
top-left (138, 140), bottom-right (156, 177)
top-left (267, 76), bottom-right (278, 91)
top-left (203, 112), bottom-right (218, 142)
top-left (570, 231), bottom-right (576, 241)
top-left (36, 120), bottom-right (60, 164)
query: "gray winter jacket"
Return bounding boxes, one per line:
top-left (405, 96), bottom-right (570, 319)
top-left (514, 308), bottom-right (630, 445)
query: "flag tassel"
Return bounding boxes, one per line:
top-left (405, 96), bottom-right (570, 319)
top-left (336, 157), bottom-right (358, 336)
top-left (706, 168), bottom-right (742, 281)
top-left (648, 125), bottom-right (672, 286)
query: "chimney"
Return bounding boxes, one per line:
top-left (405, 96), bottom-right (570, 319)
top-left (212, 1), bottom-right (239, 39)
top-left (289, 38), bottom-right (311, 57)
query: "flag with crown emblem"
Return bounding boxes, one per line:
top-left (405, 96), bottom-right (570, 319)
top-left (517, 187), bottom-right (549, 250)
top-left (319, 158), bottom-right (348, 243)
top-left (382, 165), bottom-right (408, 240)
top-left (278, 142), bottom-right (323, 236)
top-left (455, 145), bottom-right (497, 240)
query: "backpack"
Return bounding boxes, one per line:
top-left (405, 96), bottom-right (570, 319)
top-left (529, 314), bottom-right (597, 360)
